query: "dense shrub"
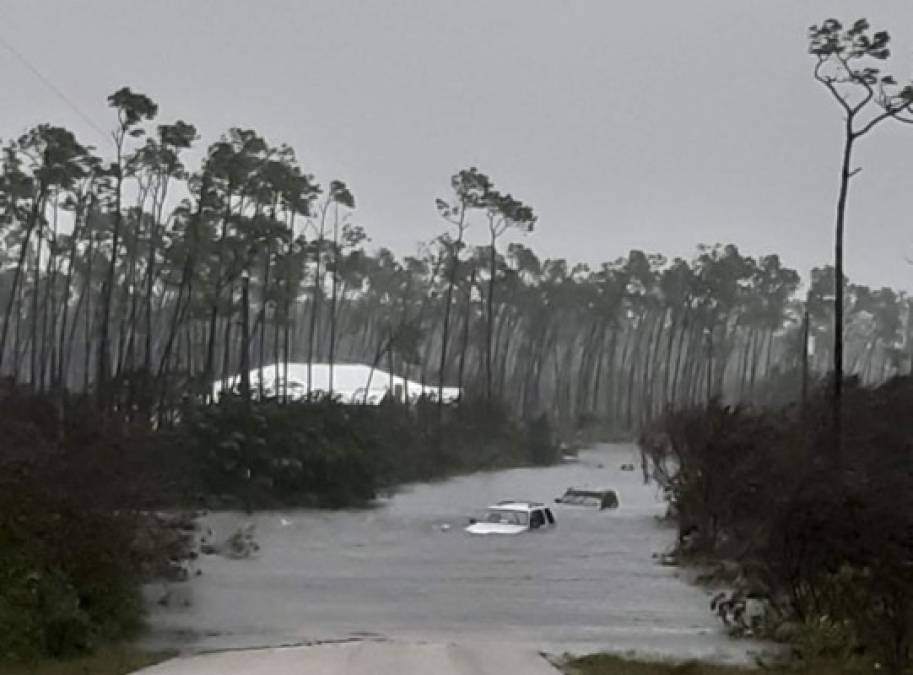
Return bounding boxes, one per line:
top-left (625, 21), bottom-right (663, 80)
top-left (0, 382), bottom-right (554, 660)
top-left (435, 397), bottom-right (532, 471)
top-left (527, 413), bottom-right (559, 466)
top-left (641, 376), bottom-right (913, 673)
top-left (0, 386), bottom-right (184, 662)
top-left (154, 395), bottom-right (378, 508)
top-left (151, 393), bottom-right (552, 509)
top-left (0, 488), bottom-right (142, 660)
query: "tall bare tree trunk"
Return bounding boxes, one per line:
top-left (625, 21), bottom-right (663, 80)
top-left (485, 236), bottom-right (497, 401)
top-left (832, 125), bottom-right (855, 457)
top-left (204, 185), bottom-right (233, 392)
top-left (58, 195), bottom-right (89, 390)
top-left (98, 145), bottom-right (127, 413)
top-left (456, 267), bottom-right (476, 399)
top-left (669, 319), bottom-right (688, 408)
top-left (0, 190), bottom-right (45, 376)
top-left (801, 310), bottom-right (810, 408)
top-left (30, 215), bottom-right (44, 388)
top-left (306, 240), bottom-right (324, 398)
top-left (438, 212), bottom-right (466, 409)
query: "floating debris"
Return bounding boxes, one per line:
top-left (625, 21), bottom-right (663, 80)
top-left (201, 523), bottom-right (260, 559)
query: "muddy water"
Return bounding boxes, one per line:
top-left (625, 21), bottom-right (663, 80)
top-left (145, 444), bottom-right (756, 662)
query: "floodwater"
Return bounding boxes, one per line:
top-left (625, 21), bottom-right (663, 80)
top-left (144, 444), bottom-right (758, 663)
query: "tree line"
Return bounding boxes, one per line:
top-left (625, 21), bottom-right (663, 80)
top-left (0, 86), bottom-right (911, 432)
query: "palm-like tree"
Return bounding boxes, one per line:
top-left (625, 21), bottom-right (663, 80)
top-left (481, 190), bottom-right (536, 401)
top-left (0, 125), bottom-right (92, 380)
top-left (0, 86), bottom-right (908, 439)
top-left (809, 18), bottom-right (913, 448)
top-left (98, 88), bottom-right (158, 412)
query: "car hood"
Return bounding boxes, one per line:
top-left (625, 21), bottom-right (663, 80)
top-left (464, 522), bottom-right (527, 535)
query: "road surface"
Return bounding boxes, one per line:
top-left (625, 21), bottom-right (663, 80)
top-left (137, 640), bottom-right (562, 674)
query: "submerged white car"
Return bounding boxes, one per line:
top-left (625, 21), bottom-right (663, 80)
top-left (464, 501), bottom-right (556, 535)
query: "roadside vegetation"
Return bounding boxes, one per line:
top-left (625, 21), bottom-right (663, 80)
top-left (151, 393), bottom-right (555, 510)
top-left (0, 381), bottom-right (555, 665)
top-left (640, 377), bottom-right (913, 673)
top-left (629, 18), bottom-right (913, 675)
top-left (0, 385), bottom-right (198, 665)
top-left (0, 81), bottom-right (911, 442)
top-left (563, 653), bottom-right (860, 675)
top-left (3, 11), bottom-right (913, 673)
top-left (0, 648), bottom-right (170, 675)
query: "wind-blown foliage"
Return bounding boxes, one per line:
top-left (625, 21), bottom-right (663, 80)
top-left (0, 88), bottom-right (910, 437)
top-left (809, 17), bottom-right (913, 450)
top-left (642, 378), bottom-right (913, 673)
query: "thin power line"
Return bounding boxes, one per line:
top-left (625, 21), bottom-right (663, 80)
top-left (0, 27), bottom-right (108, 141)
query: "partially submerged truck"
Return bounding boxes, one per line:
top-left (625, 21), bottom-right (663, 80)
top-left (554, 487), bottom-right (619, 510)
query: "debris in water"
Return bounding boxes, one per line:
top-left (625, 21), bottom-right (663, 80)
top-left (225, 524), bottom-right (260, 558)
top-left (157, 583), bottom-right (193, 609)
top-left (200, 524), bottom-right (260, 559)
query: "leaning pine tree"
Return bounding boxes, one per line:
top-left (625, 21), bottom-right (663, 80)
top-left (808, 18), bottom-right (913, 455)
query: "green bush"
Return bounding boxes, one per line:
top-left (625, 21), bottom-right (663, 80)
top-left (0, 387), bottom-right (174, 662)
top-left (0, 385), bottom-right (555, 661)
top-left (155, 395), bottom-right (379, 508)
top-left (641, 377), bottom-right (913, 673)
top-left (0, 486), bottom-right (143, 661)
top-left (0, 540), bottom-right (88, 661)
top-left (151, 394), bottom-right (550, 509)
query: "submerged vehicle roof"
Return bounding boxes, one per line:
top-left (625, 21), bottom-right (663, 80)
top-left (486, 500), bottom-right (547, 512)
top-left (561, 488), bottom-right (614, 497)
top-left (557, 487), bottom-right (620, 509)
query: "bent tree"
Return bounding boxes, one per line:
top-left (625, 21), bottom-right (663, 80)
top-left (483, 192), bottom-right (536, 401)
top-left (98, 87), bottom-right (158, 412)
top-left (808, 18), bottom-right (913, 450)
top-left (435, 168), bottom-right (490, 407)
top-left (0, 126), bottom-right (90, 378)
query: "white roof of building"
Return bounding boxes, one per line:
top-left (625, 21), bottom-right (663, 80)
top-left (213, 362), bottom-right (460, 404)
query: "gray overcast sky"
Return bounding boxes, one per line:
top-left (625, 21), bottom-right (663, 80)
top-left (1, 1), bottom-right (913, 289)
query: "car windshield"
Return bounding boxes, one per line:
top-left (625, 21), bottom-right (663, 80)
top-left (483, 509), bottom-right (529, 525)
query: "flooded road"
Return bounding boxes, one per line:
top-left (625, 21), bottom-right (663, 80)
top-left (145, 444), bottom-right (753, 662)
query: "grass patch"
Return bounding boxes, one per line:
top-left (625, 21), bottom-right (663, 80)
top-left (0, 647), bottom-right (173, 675)
top-left (563, 654), bottom-right (753, 675)
top-left (563, 653), bottom-right (862, 675)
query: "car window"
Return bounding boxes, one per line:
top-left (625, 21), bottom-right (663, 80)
top-left (530, 510), bottom-right (545, 529)
top-left (484, 509), bottom-right (528, 525)
top-left (601, 492), bottom-right (619, 509)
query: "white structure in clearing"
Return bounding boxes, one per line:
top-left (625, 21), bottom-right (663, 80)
top-left (212, 362), bottom-right (461, 404)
